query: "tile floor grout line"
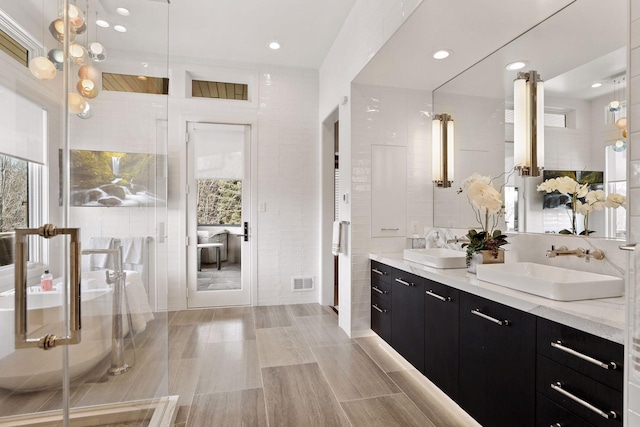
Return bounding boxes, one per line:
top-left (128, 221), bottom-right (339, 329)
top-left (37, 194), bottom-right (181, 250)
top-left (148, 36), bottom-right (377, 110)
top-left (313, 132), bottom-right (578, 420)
top-left (253, 306), bottom-right (272, 427)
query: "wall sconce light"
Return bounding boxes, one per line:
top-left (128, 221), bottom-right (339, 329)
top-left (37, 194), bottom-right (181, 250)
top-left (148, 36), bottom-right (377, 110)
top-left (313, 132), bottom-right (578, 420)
top-left (432, 113), bottom-right (454, 188)
top-left (514, 70), bottom-right (544, 176)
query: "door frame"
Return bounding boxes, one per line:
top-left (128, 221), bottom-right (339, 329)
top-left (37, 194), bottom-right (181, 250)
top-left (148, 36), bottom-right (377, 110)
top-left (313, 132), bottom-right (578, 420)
top-left (179, 114), bottom-right (258, 308)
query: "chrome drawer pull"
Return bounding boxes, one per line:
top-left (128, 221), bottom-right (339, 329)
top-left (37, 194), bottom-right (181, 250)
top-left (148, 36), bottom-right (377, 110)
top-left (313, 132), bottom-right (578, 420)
top-left (426, 290), bottom-right (451, 302)
top-left (470, 309), bottom-right (509, 326)
top-left (381, 228), bottom-right (399, 231)
top-left (550, 382), bottom-right (617, 419)
top-left (395, 278), bottom-right (414, 287)
top-left (551, 341), bottom-right (617, 370)
top-left (372, 304), bottom-right (387, 313)
top-left (372, 286), bottom-right (387, 295)
top-left (372, 268), bottom-right (386, 276)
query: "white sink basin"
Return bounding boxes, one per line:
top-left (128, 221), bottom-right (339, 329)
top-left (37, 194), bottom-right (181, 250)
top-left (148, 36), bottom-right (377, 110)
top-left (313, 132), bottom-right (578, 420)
top-left (403, 248), bottom-right (466, 269)
top-left (476, 262), bottom-right (624, 301)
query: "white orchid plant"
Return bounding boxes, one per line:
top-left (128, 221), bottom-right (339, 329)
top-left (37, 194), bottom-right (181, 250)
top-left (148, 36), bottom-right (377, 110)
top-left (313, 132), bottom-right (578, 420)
top-left (537, 176), bottom-right (625, 235)
top-left (457, 174), bottom-right (508, 266)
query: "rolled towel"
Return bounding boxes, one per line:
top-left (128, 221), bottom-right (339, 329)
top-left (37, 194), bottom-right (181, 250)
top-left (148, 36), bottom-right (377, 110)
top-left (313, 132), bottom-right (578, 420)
top-left (332, 221), bottom-right (341, 255)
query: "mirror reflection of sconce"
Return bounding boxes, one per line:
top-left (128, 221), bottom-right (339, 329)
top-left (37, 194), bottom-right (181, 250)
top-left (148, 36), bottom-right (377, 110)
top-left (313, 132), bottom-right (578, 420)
top-left (432, 113), bottom-right (454, 188)
top-left (514, 70), bottom-right (544, 177)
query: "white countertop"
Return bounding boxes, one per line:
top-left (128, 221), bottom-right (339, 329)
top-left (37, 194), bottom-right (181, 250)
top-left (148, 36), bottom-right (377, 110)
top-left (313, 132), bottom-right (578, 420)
top-left (370, 252), bottom-right (626, 345)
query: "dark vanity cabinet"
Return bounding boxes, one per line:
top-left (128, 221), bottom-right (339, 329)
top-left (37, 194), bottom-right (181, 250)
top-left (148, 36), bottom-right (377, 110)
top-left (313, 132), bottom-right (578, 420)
top-left (424, 279), bottom-right (459, 400)
top-left (536, 318), bottom-right (623, 426)
top-left (369, 260), bottom-right (623, 427)
top-left (370, 261), bottom-right (393, 344)
top-left (458, 292), bottom-right (536, 427)
top-left (390, 269), bottom-right (425, 373)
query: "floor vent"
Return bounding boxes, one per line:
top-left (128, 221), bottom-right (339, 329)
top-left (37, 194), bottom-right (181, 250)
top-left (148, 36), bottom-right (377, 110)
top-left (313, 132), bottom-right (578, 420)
top-left (292, 276), bottom-right (314, 291)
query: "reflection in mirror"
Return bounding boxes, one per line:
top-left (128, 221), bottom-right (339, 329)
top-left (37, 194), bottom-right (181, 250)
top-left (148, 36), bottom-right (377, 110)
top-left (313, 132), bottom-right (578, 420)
top-left (432, 0), bottom-right (627, 239)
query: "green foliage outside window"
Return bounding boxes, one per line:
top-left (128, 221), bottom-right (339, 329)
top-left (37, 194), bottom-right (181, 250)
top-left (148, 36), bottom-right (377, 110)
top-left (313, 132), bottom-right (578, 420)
top-left (0, 154), bottom-right (28, 232)
top-left (197, 179), bottom-right (242, 225)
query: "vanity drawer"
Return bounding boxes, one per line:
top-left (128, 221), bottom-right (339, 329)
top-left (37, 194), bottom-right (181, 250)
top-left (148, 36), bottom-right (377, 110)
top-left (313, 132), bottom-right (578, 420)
top-left (371, 260), bottom-right (394, 285)
top-left (389, 269), bottom-right (423, 289)
top-left (537, 355), bottom-right (622, 427)
top-left (537, 393), bottom-right (594, 427)
top-left (537, 318), bottom-right (623, 392)
top-left (371, 279), bottom-right (392, 302)
top-left (371, 294), bottom-right (392, 344)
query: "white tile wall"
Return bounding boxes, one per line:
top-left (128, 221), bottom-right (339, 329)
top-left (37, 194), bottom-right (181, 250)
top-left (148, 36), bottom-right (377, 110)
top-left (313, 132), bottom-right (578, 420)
top-left (319, 0), bottom-right (425, 337)
top-left (349, 83), bottom-right (432, 335)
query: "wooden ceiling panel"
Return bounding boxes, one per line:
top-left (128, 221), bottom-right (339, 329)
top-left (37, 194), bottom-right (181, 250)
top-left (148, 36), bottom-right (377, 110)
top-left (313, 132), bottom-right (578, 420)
top-left (102, 73), bottom-right (169, 95)
top-left (192, 79), bottom-right (248, 101)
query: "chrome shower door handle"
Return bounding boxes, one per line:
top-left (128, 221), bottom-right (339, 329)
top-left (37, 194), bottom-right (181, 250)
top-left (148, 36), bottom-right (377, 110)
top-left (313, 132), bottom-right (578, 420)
top-left (15, 224), bottom-right (82, 350)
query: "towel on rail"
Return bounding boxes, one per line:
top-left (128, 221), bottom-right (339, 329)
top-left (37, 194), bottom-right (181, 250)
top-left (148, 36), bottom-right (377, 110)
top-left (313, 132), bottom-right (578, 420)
top-left (89, 237), bottom-right (113, 270)
top-left (123, 270), bottom-right (154, 334)
top-left (122, 237), bottom-right (144, 265)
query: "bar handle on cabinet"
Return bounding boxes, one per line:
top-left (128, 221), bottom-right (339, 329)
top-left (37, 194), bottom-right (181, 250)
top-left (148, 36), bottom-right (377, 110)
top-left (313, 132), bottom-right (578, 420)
top-left (372, 268), bottom-right (386, 276)
top-left (550, 341), bottom-right (617, 370)
top-left (550, 382), bottom-right (617, 419)
top-left (395, 278), bottom-right (414, 287)
top-left (15, 224), bottom-right (82, 350)
top-left (470, 309), bottom-right (509, 326)
top-left (425, 290), bottom-right (451, 302)
top-left (372, 286), bottom-right (387, 295)
top-left (372, 304), bottom-right (387, 313)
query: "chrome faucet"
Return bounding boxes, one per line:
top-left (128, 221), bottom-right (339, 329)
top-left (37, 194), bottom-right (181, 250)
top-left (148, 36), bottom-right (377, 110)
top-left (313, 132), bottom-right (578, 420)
top-left (546, 245), bottom-right (605, 262)
top-left (446, 235), bottom-right (470, 244)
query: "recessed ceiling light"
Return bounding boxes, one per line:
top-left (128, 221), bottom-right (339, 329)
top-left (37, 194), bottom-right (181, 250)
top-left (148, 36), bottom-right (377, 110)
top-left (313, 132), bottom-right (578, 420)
top-left (137, 75), bottom-right (148, 81)
top-left (591, 82), bottom-right (602, 88)
top-left (116, 7), bottom-right (130, 16)
top-left (96, 19), bottom-right (110, 28)
top-left (269, 42), bottom-right (281, 50)
top-left (113, 25), bottom-right (127, 33)
top-left (432, 49), bottom-right (452, 60)
top-left (505, 61), bottom-right (527, 71)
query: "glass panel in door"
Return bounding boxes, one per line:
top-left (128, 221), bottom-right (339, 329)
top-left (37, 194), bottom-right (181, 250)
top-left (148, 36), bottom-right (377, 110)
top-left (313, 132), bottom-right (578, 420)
top-left (0, 0), bottom-right (170, 425)
top-left (187, 122), bottom-right (251, 307)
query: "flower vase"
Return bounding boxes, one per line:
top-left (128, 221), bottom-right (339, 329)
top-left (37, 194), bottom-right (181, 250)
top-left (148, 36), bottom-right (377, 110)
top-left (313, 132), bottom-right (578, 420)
top-left (467, 250), bottom-right (505, 274)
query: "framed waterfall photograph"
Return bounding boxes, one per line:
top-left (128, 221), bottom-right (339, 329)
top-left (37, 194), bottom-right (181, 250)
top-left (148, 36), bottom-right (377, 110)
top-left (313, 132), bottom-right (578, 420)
top-left (70, 149), bottom-right (165, 207)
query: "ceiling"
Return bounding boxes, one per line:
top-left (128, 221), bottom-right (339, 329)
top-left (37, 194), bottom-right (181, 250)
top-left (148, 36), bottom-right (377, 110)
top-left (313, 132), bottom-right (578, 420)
top-left (354, 0), bottom-right (626, 100)
top-left (17, 0), bottom-right (357, 69)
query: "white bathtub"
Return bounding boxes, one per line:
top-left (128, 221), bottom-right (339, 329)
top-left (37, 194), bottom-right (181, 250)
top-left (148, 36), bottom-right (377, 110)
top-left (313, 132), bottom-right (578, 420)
top-left (0, 270), bottom-right (152, 392)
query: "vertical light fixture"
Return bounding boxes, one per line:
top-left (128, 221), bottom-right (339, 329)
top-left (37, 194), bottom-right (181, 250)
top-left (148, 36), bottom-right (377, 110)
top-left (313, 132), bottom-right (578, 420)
top-left (432, 113), bottom-right (454, 188)
top-left (514, 70), bottom-right (544, 176)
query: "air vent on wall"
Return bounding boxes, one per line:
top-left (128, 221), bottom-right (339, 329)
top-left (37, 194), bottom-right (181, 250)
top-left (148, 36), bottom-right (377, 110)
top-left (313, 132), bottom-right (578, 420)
top-left (292, 276), bottom-right (314, 291)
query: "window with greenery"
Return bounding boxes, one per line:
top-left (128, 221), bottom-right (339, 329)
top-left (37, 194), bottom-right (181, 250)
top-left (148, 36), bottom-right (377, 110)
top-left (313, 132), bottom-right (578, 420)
top-left (0, 154), bottom-right (28, 231)
top-left (197, 179), bottom-right (242, 225)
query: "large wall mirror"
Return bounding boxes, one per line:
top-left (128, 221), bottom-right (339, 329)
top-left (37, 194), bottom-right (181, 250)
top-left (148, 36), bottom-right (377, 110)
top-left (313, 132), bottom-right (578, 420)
top-left (432, 0), bottom-right (627, 239)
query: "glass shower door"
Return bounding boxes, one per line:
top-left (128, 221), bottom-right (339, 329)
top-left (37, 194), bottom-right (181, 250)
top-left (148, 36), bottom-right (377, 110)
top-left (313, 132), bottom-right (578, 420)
top-left (0, 0), bottom-right (170, 425)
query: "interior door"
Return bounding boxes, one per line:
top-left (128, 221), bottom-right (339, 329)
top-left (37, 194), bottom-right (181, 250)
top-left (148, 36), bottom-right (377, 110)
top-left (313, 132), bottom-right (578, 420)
top-left (187, 122), bottom-right (251, 307)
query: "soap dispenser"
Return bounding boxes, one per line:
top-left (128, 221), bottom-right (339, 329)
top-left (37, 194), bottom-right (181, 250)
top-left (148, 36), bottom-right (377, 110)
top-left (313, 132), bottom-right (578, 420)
top-left (40, 270), bottom-right (53, 291)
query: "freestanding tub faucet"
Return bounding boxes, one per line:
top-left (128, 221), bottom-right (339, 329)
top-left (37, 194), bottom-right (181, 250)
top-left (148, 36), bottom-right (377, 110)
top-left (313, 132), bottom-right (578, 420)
top-left (81, 245), bottom-right (136, 375)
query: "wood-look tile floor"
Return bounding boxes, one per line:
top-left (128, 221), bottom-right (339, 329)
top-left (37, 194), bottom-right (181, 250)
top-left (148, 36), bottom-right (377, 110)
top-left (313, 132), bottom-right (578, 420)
top-left (168, 304), bottom-right (480, 427)
top-left (0, 305), bottom-right (480, 427)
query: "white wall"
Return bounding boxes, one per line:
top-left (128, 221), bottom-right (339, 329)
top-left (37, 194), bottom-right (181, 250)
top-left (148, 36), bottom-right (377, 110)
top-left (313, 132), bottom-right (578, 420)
top-left (348, 83), bottom-right (431, 334)
top-left (319, 0), bottom-right (424, 336)
top-left (167, 58), bottom-right (321, 309)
